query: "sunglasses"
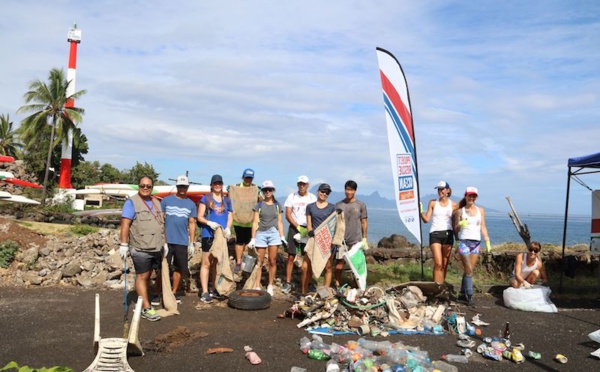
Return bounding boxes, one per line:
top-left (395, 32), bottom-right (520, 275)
top-left (139, 184), bottom-right (153, 189)
top-left (529, 248), bottom-right (540, 253)
top-left (318, 190), bottom-right (330, 195)
top-left (263, 188), bottom-right (274, 192)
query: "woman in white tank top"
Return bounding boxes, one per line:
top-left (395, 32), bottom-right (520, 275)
top-left (509, 241), bottom-right (547, 288)
top-left (420, 181), bottom-right (457, 284)
top-left (452, 186), bottom-right (490, 308)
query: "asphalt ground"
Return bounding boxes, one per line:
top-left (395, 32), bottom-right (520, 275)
top-left (0, 286), bottom-right (598, 372)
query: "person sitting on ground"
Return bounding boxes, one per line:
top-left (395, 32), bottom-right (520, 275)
top-left (509, 241), bottom-right (548, 288)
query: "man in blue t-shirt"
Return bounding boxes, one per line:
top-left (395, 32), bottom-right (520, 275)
top-left (160, 175), bottom-right (198, 303)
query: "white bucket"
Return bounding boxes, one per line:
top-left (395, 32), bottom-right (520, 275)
top-left (72, 199), bottom-right (85, 211)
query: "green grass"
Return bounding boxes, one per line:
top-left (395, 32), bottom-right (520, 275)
top-left (0, 240), bottom-right (19, 269)
top-left (69, 224), bottom-right (99, 236)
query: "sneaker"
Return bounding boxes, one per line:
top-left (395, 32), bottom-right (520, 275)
top-left (150, 295), bottom-right (161, 307)
top-left (174, 294), bottom-right (182, 304)
top-left (199, 292), bottom-right (213, 304)
top-left (210, 289), bottom-right (223, 300)
top-left (467, 296), bottom-right (476, 308)
top-left (266, 285), bottom-right (274, 296)
top-left (281, 282), bottom-right (292, 294)
top-left (233, 263), bottom-right (241, 274)
top-left (307, 283), bottom-right (317, 293)
top-left (141, 307), bottom-right (161, 321)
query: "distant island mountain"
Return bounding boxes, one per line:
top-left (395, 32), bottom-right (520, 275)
top-left (310, 186), bottom-right (502, 213)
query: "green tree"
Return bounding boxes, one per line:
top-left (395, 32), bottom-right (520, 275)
top-left (99, 163), bottom-right (124, 183)
top-left (71, 160), bottom-right (102, 189)
top-left (17, 68), bottom-right (86, 197)
top-left (0, 114), bottom-right (23, 158)
top-left (124, 161), bottom-right (160, 184)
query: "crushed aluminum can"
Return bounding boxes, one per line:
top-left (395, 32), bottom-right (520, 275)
top-left (483, 350), bottom-right (503, 361)
top-left (483, 337), bottom-right (492, 344)
top-left (462, 348), bottom-right (473, 358)
top-left (527, 351), bottom-right (541, 360)
top-left (477, 343), bottom-right (489, 354)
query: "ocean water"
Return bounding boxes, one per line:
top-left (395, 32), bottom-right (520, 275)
top-left (367, 208), bottom-right (591, 247)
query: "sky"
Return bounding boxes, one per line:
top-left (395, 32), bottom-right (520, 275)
top-left (1, 0), bottom-right (599, 216)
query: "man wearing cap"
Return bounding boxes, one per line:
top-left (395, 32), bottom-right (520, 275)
top-left (334, 180), bottom-right (368, 288)
top-left (160, 175), bottom-right (198, 304)
top-left (228, 168), bottom-right (262, 274)
top-left (282, 175), bottom-right (317, 293)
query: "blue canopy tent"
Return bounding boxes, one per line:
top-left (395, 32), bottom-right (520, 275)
top-left (560, 151), bottom-right (600, 291)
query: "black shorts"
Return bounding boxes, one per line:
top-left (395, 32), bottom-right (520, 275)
top-left (234, 226), bottom-right (252, 245)
top-left (130, 248), bottom-right (162, 274)
top-left (429, 230), bottom-right (454, 246)
top-left (167, 243), bottom-right (189, 276)
top-left (286, 225), bottom-right (306, 255)
top-left (201, 237), bottom-right (214, 253)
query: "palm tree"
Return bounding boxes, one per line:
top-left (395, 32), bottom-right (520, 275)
top-left (17, 68), bottom-right (86, 196)
top-left (0, 114), bottom-right (23, 157)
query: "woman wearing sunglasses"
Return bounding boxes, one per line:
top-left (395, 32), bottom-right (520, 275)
top-left (420, 181), bottom-right (457, 285)
top-left (509, 241), bottom-right (547, 288)
top-left (453, 186), bottom-right (490, 308)
top-left (247, 180), bottom-right (287, 296)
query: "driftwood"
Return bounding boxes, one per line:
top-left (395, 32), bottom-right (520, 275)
top-left (506, 197), bottom-right (532, 248)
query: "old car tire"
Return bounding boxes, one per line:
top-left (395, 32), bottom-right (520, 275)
top-left (228, 289), bottom-right (271, 310)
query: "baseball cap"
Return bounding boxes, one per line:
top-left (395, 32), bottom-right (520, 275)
top-left (297, 175), bottom-right (309, 184)
top-left (242, 168), bottom-right (255, 178)
top-left (210, 174), bottom-right (223, 184)
top-left (465, 186), bottom-right (478, 196)
top-left (318, 183), bottom-right (332, 193)
top-left (434, 181), bottom-right (450, 189)
top-left (175, 175), bottom-right (189, 186)
top-left (261, 180), bottom-right (275, 190)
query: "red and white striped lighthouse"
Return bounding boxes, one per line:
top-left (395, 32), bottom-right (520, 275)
top-left (58, 22), bottom-right (81, 189)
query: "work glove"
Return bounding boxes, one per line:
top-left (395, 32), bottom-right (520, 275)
top-left (308, 230), bottom-right (315, 238)
top-left (187, 242), bottom-right (195, 259)
top-left (207, 221), bottom-right (221, 230)
top-left (420, 202), bottom-right (424, 214)
top-left (453, 240), bottom-right (459, 249)
top-left (224, 227), bottom-right (232, 239)
top-left (280, 236), bottom-right (288, 248)
top-left (485, 240), bottom-right (491, 253)
top-left (119, 243), bottom-right (129, 259)
top-left (522, 281), bottom-right (532, 289)
top-left (297, 226), bottom-right (308, 238)
top-left (336, 208), bottom-right (343, 214)
top-left (293, 233), bottom-right (302, 243)
top-left (362, 238), bottom-right (370, 250)
top-left (248, 238), bottom-right (256, 249)
top-left (459, 218), bottom-right (469, 228)
top-left (163, 243), bottom-right (169, 259)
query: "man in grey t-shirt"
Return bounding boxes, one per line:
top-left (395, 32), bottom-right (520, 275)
top-left (334, 180), bottom-right (368, 287)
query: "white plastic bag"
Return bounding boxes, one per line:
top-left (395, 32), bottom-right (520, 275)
top-left (503, 286), bottom-right (558, 313)
top-left (589, 329), bottom-right (600, 343)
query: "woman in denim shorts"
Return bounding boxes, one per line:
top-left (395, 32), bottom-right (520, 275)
top-left (452, 186), bottom-right (490, 307)
top-left (247, 180), bottom-right (286, 296)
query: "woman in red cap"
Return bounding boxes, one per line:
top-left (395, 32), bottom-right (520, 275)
top-left (420, 181), bottom-right (457, 285)
top-left (452, 186), bottom-right (490, 308)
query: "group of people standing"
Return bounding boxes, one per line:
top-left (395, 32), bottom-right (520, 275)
top-left (118, 168), bottom-right (368, 321)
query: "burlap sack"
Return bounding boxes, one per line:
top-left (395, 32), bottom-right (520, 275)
top-left (305, 211), bottom-right (339, 278)
top-left (229, 185), bottom-right (258, 225)
top-left (209, 228), bottom-right (236, 296)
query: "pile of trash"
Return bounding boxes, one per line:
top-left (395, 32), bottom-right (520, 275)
top-left (296, 335), bottom-right (459, 372)
top-left (286, 283), bottom-right (453, 336)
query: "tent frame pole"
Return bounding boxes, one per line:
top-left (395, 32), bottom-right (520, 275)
top-left (560, 167), bottom-right (573, 293)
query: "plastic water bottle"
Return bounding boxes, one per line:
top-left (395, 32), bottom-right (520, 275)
top-left (441, 354), bottom-right (469, 364)
top-left (311, 334), bottom-right (329, 350)
top-left (308, 349), bottom-right (330, 361)
top-left (326, 359), bottom-right (341, 372)
top-left (431, 360), bottom-right (459, 372)
top-left (299, 336), bottom-right (311, 353)
top-left (290, 367), bottom-right (307, 372)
